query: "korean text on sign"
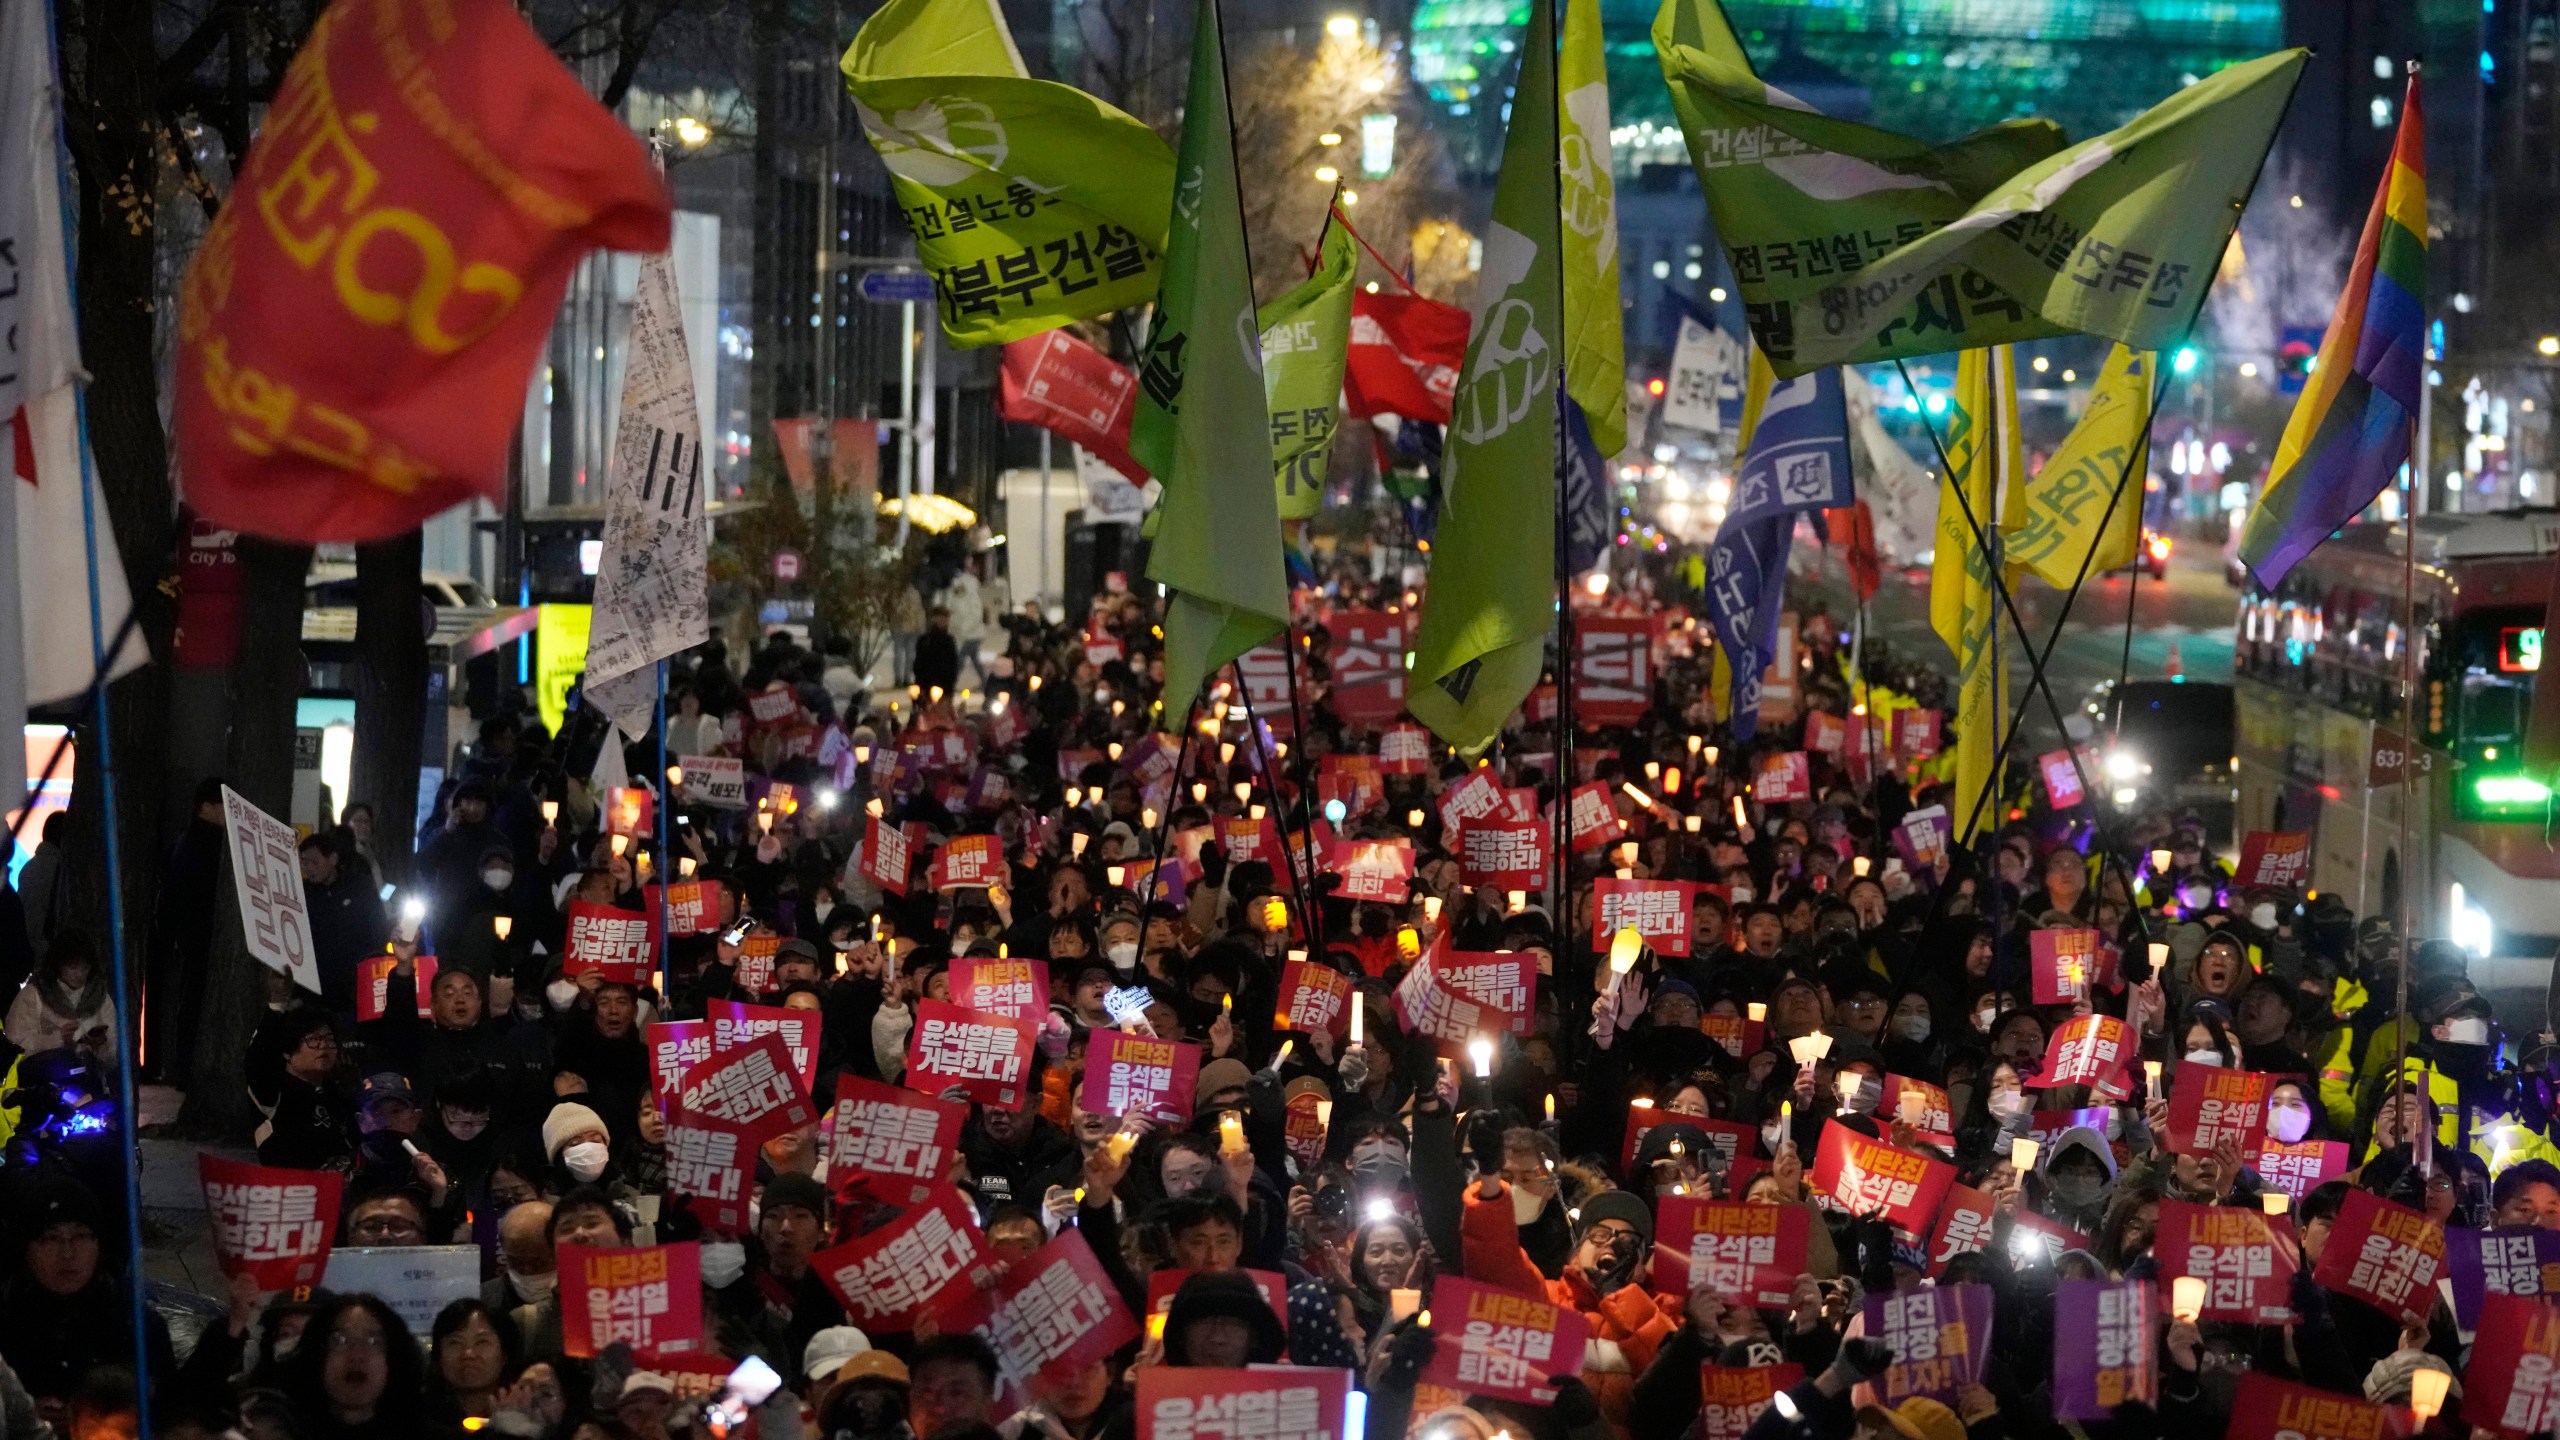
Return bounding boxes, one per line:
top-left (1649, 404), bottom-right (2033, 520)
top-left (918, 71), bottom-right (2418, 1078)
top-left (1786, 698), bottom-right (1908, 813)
top-left (815, 1191), bottom-right (993, 1331)
top-left (562, 1242), bottom-right (701, 1357)
top-left (829, 1078), bottom-right (966, 1206)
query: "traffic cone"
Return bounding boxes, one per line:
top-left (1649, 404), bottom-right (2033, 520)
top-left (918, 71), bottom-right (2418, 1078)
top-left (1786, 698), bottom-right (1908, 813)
top-left (2166, 640), bottom-right (2184, 680)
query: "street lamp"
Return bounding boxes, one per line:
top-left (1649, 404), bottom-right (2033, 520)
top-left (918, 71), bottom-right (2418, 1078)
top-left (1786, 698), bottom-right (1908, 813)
top-left (2539, 336), bottom-right (2559, 357)
top-left (1326, 13), bottom-right (1359, 36)
top-left (672, 115), bottom-right (711, 149)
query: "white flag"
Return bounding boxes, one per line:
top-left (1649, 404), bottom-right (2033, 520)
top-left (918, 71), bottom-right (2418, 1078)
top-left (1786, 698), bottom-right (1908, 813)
top-left (0, 2), bottom-right (142, 807)
top-left (585, 251), bottom-right (709, 739)
top-left (1661, 315), bottom-right (1725, 435)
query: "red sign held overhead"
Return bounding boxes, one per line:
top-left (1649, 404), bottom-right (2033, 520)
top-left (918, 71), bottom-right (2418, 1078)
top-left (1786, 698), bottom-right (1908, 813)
top-left (2238, 830), bottom-right (2313, 889)
top-left (1275, 959), bottom-right (1355, 1036)
top-left (1328, 609), bottom-right (1408, 724)
top-left (1892, 707), bottom-right (1943, 759)
top-left (1573, 615), bottom-right (1653, 727)
top-left (2311, 1188), bottom-right (2446, 1325)
top-left (814, 1190), bottom-right (997, 1332)
top-left (561, 1243), bottom-right (703, 1358)
top-left (1458, 820), bottom-right (1548, 890)
top-left (998, 328), bottom-right (1146, 483)
top-left (566, 902), bottom-right (653, 984)
top-left (2155, 1199), bottom-right (2297, 1325)
top-left (1081, 1029), bottom-right (1203, 1124)
top-left (2037, 1014), bottom-right (2133, 1095)
top-left (2039, 749), bottom-right (2086, 809)
top-left (1331, 838), bottom-right (1416, 902)
top-left (862, 816), bottom-right (912, 895)
top-left (828, 1077), bottom-right (968, 1207)
top-left (1567, 782), bottom-right (1622, 852)
top-left (1753, 751), bottom-right (1811, 803)
top-left (1592, 877), bottom-right (1695, 957)
top-left (949, 958), bottom-right (1047, 1022)
top-left (904, 999), bottom-right (1038, 1110)
top-left (200, 1155), bottom-right (341, 1289)
top-left (1378, 723), bottom-right (1432, 774)
top-left (933, 1231), bottom-right (1138, 1406)
top-left (1415, 1275), bottom-right (1591, 1404)
top-left (2164, 1063), bottom-right (2272, 1155)
top-left (2029, 926), bottom-right (2101, 1004)
top-left (1809, 1122), bottom-right (1957, 1240)
top-left (1650, 1199), bottom-right (1809, 1306)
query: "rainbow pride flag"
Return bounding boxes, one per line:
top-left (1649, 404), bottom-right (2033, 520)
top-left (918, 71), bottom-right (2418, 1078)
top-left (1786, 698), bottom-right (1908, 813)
top-left (2238, 72), bottom-right (2425, 590)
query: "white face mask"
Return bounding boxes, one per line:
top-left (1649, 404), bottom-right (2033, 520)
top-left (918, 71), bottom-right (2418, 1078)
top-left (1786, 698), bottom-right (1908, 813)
top-left (1843, 1076), bottom-right (1883, 1114)
top-left (1729, 887), bottom-right (1754, 905)
top-left (2184, 1049), bottom-right (2224, 1069)
top-left (508, 1267), bottom-right (558, 1302)
top-left (2249, 903), bottom-right (2279, 930)
top-left (1892, 1015), bottom-right (1931, 1044)
top-left (2446, 1017), bottom-right (2491, 1046)
top-left (1761, 1119), bottom-right (1786, 1150)
top-left (546, 979), bottom-right (579, 1011)
top-left (1510, 1183), bottom-right (1549, 1224)
top-left (2179, 882), bottom-right (2215, 909)
top-left (812, 901), bottom-right (834, 923)
top-left (483, 868), bottom-right (514, 892)
top-left (1988, 1088), bottom-right (2030, 1118)
top-left (1972, 1007), bottom-right (1999, 1034)
top-left (1108, 941), bottom-right (1140, 970)
top-left (2267, 1102), bottom-right (2313, 1143)
top-left (561, 1141), bottom-right (610, 1181)
top-left (700, 1241), bottom-right (747, 1288)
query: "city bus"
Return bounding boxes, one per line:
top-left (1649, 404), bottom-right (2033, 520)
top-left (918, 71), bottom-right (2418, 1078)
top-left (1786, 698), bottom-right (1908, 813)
top-left (2233, 508), bottom-right (2560, 971)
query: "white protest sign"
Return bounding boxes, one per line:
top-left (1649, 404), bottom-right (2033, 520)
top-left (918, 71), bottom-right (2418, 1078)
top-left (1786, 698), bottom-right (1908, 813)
top-left (222, 786), bottom-right (319, 994)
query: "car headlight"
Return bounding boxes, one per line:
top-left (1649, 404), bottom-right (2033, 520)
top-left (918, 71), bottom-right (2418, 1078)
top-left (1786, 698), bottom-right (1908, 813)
top-left (2105, 750), bottom-right (2142, 781)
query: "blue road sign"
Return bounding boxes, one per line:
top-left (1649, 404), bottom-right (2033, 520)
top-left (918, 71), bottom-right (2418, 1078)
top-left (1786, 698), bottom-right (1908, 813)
top-left (858, 270), bottom-right (937, 304)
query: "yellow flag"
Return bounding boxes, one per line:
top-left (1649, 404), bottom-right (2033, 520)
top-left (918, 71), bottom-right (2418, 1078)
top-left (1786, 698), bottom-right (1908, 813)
top-left (1933, 348), bottom-right (2021, 842)
top-left (2006, 345), bottom-right (2152, 589)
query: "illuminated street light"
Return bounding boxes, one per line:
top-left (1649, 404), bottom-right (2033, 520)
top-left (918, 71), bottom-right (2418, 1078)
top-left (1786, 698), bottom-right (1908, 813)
top-left (1319, 132), bottom-right (1343, 146)
top-left (1326, 13), bottom-right (1359, 36)
top-left (673, 116), bottom-right (712, 148)
top-left (2539, 336), bottom-right (2560, 357)
top-left (1315, 165), bottom-right (1339, 182)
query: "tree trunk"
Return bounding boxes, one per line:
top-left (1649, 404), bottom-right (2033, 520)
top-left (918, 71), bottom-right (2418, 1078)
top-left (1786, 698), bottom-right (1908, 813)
top-left (351, 531), bottom-right (427, 885)
top-left (179, 536), bottom-right (311, 1138)
top-left (61, 0), bottom-right (179, 1034)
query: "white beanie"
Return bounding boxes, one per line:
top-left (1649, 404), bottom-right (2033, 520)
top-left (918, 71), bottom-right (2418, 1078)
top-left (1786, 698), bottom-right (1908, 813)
top-left (542, 1102), bottom-right (607, 1161)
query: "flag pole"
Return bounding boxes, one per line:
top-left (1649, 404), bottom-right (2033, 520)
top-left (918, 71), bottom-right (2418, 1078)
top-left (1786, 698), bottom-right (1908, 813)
top-left (1546, 0), bottom-right (1576, 980)
top-left (47, 0), bottom-right (152, 1402)
top-left (1228, 664), bottom-right (1318, 939)
top-left (655, 661), bottom-right (673, 1000)
top-left (2390, 62), bottom-right (2425, 1116)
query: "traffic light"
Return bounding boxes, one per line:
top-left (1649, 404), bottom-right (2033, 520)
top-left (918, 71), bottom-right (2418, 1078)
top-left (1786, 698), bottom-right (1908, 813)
top-left (2172, 346), bottom-right (2201, 376)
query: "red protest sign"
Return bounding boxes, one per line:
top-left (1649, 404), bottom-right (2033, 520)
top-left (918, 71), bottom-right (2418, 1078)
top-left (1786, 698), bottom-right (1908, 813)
top-left (1378, 723), bottom-right (1432, 775)
top-left (1926, 1184), bottom-right (1999, 1277)
top-left (355, 954), bottom-right (435, 1021)
top-left (200, 1154), bottom-right (340, 1289)
top-left (2165, 1063), bottom-right (2272, 1155)
top-left (2029, 927), bottom-right (2101, 1005)
top-left (950, 957), bottom-right (1049, 1021)
top-left (2237, 830), bottom-right (2312, 889)
top-left (1805, 711), bottom-right (1846, 755)
top-left (566, 901), bottom-right (653, 984)
top-left (676, 1034), bottom-right (815, 1145)
top-left (2037, 1014), bottom-right (2133, 1094)
top-left (560, 1243), bottom-right (703, 1358)
top-left (1567, 783), bottom-right (1623, 852)
top-left (1593, 877), bottom-right (1695, 957)
top-left (1332, 838), bottom-right (1416, 902)
top-left (653, 881), bottom-right (725, 936)
top-left (1458, 820), bottom-right (1548, 890)
top-left (1892, 708), bottom-right (1943, 759)
top-left (1329, 609), bottom-right (1408, 725)
top-left (662, 1103), bottom-right (755, 1229)
top-left (605, 787), bottom-right (654, 837)
top-left (815, 1189), bottom-right (997, 1332)
top-left (2465, 1294), bottom-right (2560, 1435)
top-left (1650, 1199), bottom-right (1807, 1306)
top-left (2226, 1373), bottom-right (2413, 1440)
top-left (1699, 1013), bottom-right (1767, 1064)
top-left (862, 816), bottom-right (912, 895)
top-left (746, 685), bottom-right (799, 727)
top-left (2156, 1198), bottom-right (2297, 1324)
top-left (1081, 1029), bottom-right (1202, 1124)
top-left (1810, 1121), bottom-right (1956, 1239)
top-left (1438, 768), bottom-right (1504, 833)
top-left (732, 933), bottom-right (780, 996)
top-left (828, 1077), bottom-right (968, 1206)
top-left (708, 998), bottom-right (819, 1094)
top-left (1883, 1076), bottom-right (1955, 1146)
top-left (934, 1230), bottom-right (1137, 1404)
top-left (1219, 815), bottom-right (1281, 866)
top-left (1753, 752), bottom-right (1811, 803)
top-left (1136, 1366), bottom-right (1349, 1440)
top-left (905, 999), bottom-right (1038, 1110)
top-left (2312, 1188), bottom-right (2446, 1325)
top-left (1418, 1274), bottom-right (1591, 1404)
top-left (647, 1019), bottom-right (710, 1105)
top-left (1573, 615), bottom-right (1653, 727)
top-left (1700, 1365), bottom-right (1805, 1440)
top-left (2039, 750), bottom-right (2086, 808)
top-left (2255, 1138), bottom-right (2349, 1199)
top-left (1396, 945), bottom-right (1535, 1047)
top-left (931, 834), bottom-right (1006, 889)
top-left (1275, 959), bottom-right (1354, 1036)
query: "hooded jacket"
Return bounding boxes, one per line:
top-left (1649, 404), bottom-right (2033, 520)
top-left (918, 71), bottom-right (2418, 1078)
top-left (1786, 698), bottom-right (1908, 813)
top-left (1460, 1180), bottom-right (1681, 1432)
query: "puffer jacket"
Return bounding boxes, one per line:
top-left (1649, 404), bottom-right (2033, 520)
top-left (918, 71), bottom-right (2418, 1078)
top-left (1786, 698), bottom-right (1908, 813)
top-left (1459, 1181), bottom-right (1682, 1435)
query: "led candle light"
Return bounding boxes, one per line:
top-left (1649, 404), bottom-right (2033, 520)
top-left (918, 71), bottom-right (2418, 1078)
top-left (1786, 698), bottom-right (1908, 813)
top-left (1396, 926), bottom-right (1422, 961)
top-left (1288, 949), bottom-right (1308, 966)
top-left (1235, 782), bottom-right (1253, 804)
top-left (1349, 998), bottom-right (1364, 1046)
top-left (610, 833), bottom-right (630, 857)
top-left (2010, 1138), bottom-right (2040, 1172)
top-left (2410, 1368), bottom-right (2450, 1422)
top-left (1147, 1312), bottom-right (1169, 1341)
top-left (1409, 808), bottom-right (1427, 829)
top-left (1544, 1094), bottom-right (1556, 1122)
top-left (1108, 742), bottom-right (1124, 761)
top-left (1733, 796), bottom-right (1751, 831)
top-left (1836, 1072), bottom-right (1862, 1113)
top-left (1788, 1032), bottom-right (1833, 1065)
top-left (1704, 746), bottom-right (1720, 767)
top-left (1644, 761), bottom-right (1661, 781)
top-left (1779, 1099), bottom-right (1792, 1135)
top-left (1853, 856), bottom-right (1871, 877)
top-left (1506, 890), bottom-right (1526, 914)
top-left (1687, 734), bottom-right (1702, 756)
top-left (1221, 743), bottom-right (1237, 765)
top-left (1664, 768), bottom-right (1683, 797)
top-left (1747, 1002), bottom-right (1768, 1022)
top-left (2170, 1276), bottom-right (2206, 1323)
top-left (2144, 1060), bottom-right (2164, 1091)
top-left (1107, 865), bottom-right (1127, 888)
top-left (1192, 782), bottom-right (1208, 803)
top-left (1315, 1100), bottom-right (1333, 1130)
top-left (1141, 807), bottom-right (1158, 830)
top-left (1685, 815), bottom-right (1702, 833)
top-left (678, 856), bottom-right (696, 878)
top-left (1630, 1096), bottom-right (1656, 1110)
top-left (1105, 1125), bottom-right (1139, 1163)
top-left (2148, 941), bottom-right (2170, 972)
top-left (1071, 833), bottom-right (1090, 858)
top-left (1468, 1036), bottom-right (1495, 1078)
top-left (542, 800), bottom-right (560, 825)
top-left (1219, 1110), bottom-right (1247, 1153)
top-left (666, 764), bottom-right (683, 788)
top-left (1066, 787), bottom-right (1085, 808)
top-left (2151, 848), bottom-right (2172, 873)
top-left (1250, 804), bottom-right (1268, 820)
top-left (1261, 897), bottom-right (1289, 930)
top-left (1221, 993), bottom-right (1233, 1019)
top-left (1609, 926), bottom-right (1644, 975)
top-left (1897, 1088), bottom-right (1926, 1125)
top-left (493, 916), bottom-right (513, 941)
top-left (854, 743), bottom-right (873, 764)
top-left (2262, 1191), bottom-right (2290, 1216)
top-left (1422, 895), bottom-right (1443, 924)
top-left (1390, 1289), bottom-right (1421, 1323)
top-left (1613, 841), bottom-right (1639, 869)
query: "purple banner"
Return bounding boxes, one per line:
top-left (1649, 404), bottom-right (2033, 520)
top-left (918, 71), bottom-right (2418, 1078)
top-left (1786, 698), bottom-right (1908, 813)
top-left (1862, 1282), bottom-right (1992, 1402)
top-left (2441, 1226), bottom-right (2560, 1331)
top-left (2052, 1278), bottom-right (2156, 1420)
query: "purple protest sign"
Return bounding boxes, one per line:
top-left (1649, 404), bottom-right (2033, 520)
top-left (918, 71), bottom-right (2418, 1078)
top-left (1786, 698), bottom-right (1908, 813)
top-left (1863, 1283), bottom-right (1992, 1403)
top-left (2053, 1278), bottom-right (2155, 1419)
top-left (2441, 1226), bottom-right (2560, 1330)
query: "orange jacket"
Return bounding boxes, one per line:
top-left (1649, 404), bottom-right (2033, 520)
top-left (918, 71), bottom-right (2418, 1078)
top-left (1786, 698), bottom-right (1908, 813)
top-left (1459, 1182), bottom-right (1681, 1433)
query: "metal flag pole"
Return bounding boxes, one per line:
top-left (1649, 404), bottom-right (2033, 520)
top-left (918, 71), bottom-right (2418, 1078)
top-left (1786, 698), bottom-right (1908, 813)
top-left (656, 662), bottom-right (674, 999)
top-left (46, 0), bottom-right (151, 1413)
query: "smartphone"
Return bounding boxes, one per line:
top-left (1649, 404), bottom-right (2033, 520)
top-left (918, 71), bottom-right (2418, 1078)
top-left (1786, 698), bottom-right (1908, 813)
top-left (721, 919), bottom-right (751, 947)
top-left (700, 1355), bottom-right (784, 1438)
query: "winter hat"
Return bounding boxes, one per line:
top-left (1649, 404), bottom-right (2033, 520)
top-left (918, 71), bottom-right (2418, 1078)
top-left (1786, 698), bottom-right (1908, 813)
top-left (1859, 1398), bottom-right (1966, 1440)
top-left (762, 1173), bottom-right (832, 1222)
top-left (2363, 1350), bottom-right (2460, 1407)
top-left (1573, 1189), bottom-right (1655, 1250)
top-left (541, 1102), bottom-right (607, 1161)
top-left (1163, 1270), bottom-right (1286, 1366)
top-left (1194, 1059), bottom-right (1254, 1114)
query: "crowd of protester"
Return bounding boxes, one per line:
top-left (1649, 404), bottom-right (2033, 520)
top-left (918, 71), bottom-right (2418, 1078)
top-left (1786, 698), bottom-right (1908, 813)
top-left (3, 555), bottom-right (2557, 1440)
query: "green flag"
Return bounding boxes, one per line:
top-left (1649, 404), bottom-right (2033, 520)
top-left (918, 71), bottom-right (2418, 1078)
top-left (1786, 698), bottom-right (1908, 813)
top-left (1776, 52), bottom-right (2305, 374)
top-left (1559, 0), bottom-right (1625, 458)
top-left (1651, 0), bottom-right (2067, 375)
top-left (1407, 0), bottom-right (1561, 755)
top-left (1134, 0), bottom-right (1288, 721)
top-left (1257, 223), bottom-right (1357, 520)
top-left (842, 0), bottom-right (1174, 347)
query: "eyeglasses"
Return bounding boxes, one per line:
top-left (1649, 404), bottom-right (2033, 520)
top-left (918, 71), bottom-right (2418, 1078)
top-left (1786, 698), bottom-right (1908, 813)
top-left (351, 1215), bottom-right (424, 1240)
top-left (328, 1330), bottom-right (388, 1351)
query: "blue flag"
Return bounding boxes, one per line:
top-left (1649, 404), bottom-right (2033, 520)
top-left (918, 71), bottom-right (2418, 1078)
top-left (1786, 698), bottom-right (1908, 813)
top-left (1706, 368), bottom-right (1852, 740)
top-left (1559, 397), bottom-right (1611, 576)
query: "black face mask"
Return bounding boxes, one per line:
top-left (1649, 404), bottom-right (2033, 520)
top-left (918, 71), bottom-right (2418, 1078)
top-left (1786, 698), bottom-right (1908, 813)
top-left (2434, 1040), bottom-right (2498, 1085)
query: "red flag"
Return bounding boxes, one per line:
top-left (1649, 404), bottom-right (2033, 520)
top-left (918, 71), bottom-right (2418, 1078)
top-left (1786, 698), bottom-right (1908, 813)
top-left (999, 330), bottom-right (1147, 483)
top-left (1825, 501), bottom-right (1881, 602)
top-left (172, 0), bottom-right (670, 541)
top-left (1343, 291), bottom-right (1467, 423)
